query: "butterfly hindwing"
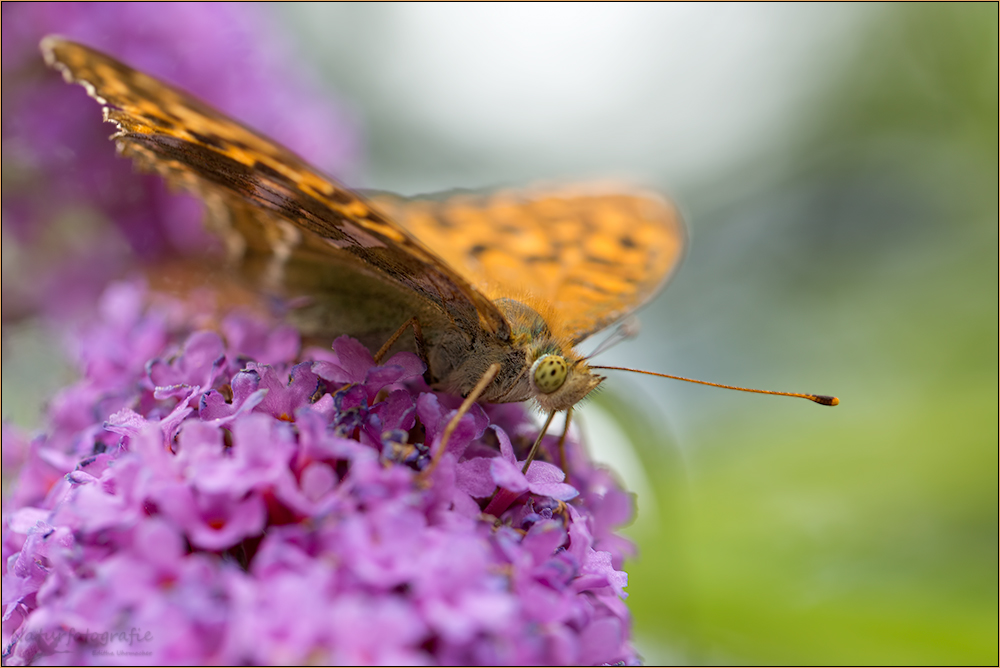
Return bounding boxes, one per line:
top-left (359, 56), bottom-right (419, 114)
top-left (368, 186), bottom-right (685, 344)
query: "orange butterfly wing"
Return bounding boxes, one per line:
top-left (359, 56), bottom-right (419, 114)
top-left (367, 186), bottom-right (685, 344)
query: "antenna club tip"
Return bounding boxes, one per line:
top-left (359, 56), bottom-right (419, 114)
top-left (812, 395), bottom-right (839, 406)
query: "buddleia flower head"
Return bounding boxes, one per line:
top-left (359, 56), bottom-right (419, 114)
top-left (3, 281), bottom-right (639, 665)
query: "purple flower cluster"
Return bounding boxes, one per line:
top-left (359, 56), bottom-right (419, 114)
top-left (1, 3), bottom-right (361, 319)
top-left (2, 281), bottom-right (638, 665)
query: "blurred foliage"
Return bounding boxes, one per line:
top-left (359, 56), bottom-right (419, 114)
top-left (610, 4), bottom-right (997, 664)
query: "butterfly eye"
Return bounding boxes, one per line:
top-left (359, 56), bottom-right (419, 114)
top-left (532, 355), bottom-right (568, 394)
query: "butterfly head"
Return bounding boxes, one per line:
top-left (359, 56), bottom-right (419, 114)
top-left (492, 297), bottom-right (603, 411)
top-left (529, 352), bottom-right (604, 413)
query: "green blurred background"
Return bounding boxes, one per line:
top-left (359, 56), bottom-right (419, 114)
top-left (4, 4), bottom-right (997, 664)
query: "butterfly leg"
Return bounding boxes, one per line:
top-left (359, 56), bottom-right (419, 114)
top-left (520, 410), bottom-right (557, 475)
top-left (418, 362), bottom-right (501, 484)
top-left (374, 316), bottom-right (430, 372)
top-left (557, 407), bottom-right (573, 480)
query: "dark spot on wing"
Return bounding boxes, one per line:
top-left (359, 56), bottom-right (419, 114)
top-left (619, 235), bottom-right (637, 248)
top-left (565, 277), bottom-right (614, 294)
top-left (251, 160), bottom-right (298, 189)
top-left (143, 114), bottom-right (176, 130)
top-left (584, 254), bottom-right (615, 266)
top-left (431, 213), bottom-right (455, 229)
top-left (327, 188), bottom-right (355, 205)
top-left (525, 255), bottom-right (558, 264)
top-left (188, 130), bottom-right (225, 149)
top-left (469, 244), bottom-right (488, 257)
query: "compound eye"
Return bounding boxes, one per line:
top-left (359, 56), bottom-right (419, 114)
top-left (532, 355), bottom-right (568, 394)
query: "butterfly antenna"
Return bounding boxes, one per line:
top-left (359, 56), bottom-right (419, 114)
top-left (588, 366), bottom-right (839, 406)
top-left (585, 317), bottom-right (641, 360)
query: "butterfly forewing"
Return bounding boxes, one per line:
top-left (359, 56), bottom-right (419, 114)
top-left (40, 36), bottom-right (509, 345)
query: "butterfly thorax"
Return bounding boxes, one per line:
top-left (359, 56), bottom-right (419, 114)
top-left (430, 297), bottom-right (603, 412)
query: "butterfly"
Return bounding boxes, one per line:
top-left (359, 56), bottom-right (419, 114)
top-left (41, 37), bottom-right (832, 471)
